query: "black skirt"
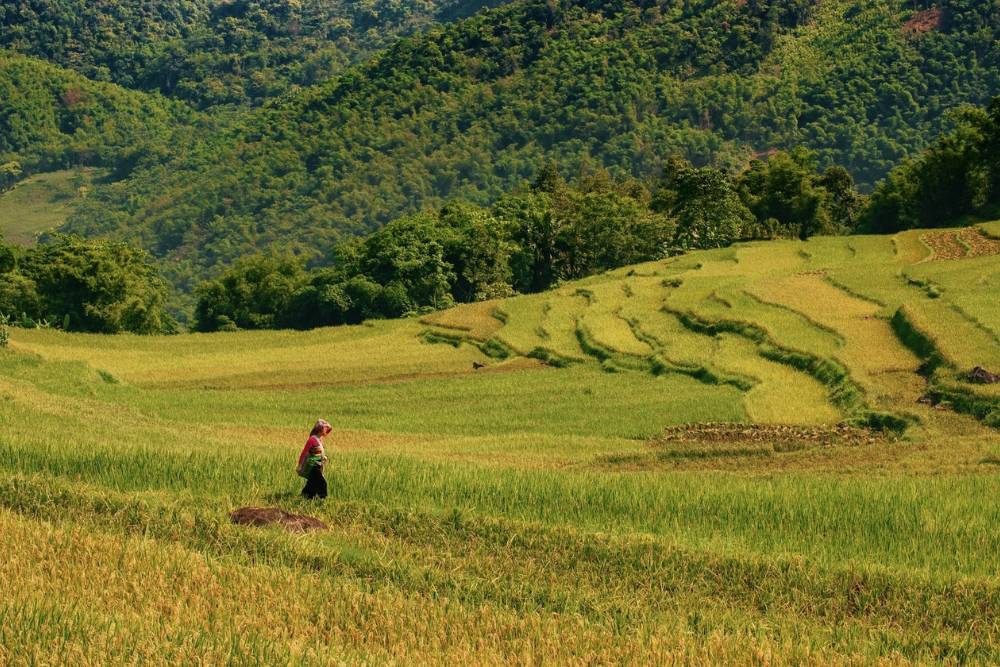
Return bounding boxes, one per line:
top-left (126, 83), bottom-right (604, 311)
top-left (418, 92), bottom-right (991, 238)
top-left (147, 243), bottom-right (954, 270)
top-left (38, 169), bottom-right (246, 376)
top-left (301, 466), bottom-right (328, 499)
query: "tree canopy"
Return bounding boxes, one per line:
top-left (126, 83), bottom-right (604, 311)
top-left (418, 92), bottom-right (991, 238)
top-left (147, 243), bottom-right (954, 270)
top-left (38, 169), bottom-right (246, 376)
top-left (44, 0), bottom-right (999, 287)
top-left (862, 98), bottom-right (1000, 232)
top-left (0, 235), bottom-right (176, 333)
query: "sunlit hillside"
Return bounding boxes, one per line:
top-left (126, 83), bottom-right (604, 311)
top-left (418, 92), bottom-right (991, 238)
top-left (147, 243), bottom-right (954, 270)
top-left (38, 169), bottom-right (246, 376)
top-left (2, 228), bottom-right (999, 663)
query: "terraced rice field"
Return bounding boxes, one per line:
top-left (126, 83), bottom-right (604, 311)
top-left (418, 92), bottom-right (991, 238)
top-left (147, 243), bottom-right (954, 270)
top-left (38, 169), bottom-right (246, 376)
top-left (424, 224), bottom-right (1000, 429)
top-left (2, 226), bottom-right (1000, 664)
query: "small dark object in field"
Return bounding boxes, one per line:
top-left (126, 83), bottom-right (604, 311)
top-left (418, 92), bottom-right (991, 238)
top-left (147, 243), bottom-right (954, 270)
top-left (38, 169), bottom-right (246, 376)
top-left (472, 361), bottom-right (486, 369)
top-left (968, 367), bottom-right (1000, 384)
top-left (230, 507), bottom-right (327, 532)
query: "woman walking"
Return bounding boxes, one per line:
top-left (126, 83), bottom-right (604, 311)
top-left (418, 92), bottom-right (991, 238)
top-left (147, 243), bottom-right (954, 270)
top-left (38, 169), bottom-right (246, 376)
top-left (298, 419), bottom-right (331, 499)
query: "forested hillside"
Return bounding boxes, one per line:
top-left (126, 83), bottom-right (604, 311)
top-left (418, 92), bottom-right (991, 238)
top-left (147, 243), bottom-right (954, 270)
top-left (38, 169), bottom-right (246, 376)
top-left (1, 0), bottom-right (998, 305)
top-left (53, 0), bottom-right (1000, 286)
top-left (0, 53), bottom-right (196, 176)
top-left (0, 0), bottom-right (510, 108)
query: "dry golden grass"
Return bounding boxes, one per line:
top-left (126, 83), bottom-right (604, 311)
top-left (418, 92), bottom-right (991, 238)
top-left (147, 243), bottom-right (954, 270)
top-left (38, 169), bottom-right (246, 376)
top-left (713, 334), bottom-right (841, 424)
top-left (421, 299), bottom-right (505, 340)
top-left (750, 273), bottom-right (922, 406)
top-left (3, 229), bottom-right (1000, 664)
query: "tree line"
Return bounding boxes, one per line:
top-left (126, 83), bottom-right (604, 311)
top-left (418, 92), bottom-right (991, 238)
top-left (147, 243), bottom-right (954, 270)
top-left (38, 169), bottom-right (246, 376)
top-left (193, 148), bottom-right (865, 331)
top-left (1, 95), bottom-right (997, 335)
top-left (862, 97), bottom-right (1000, 232)
top-left (0, 234), bottom-right (175, 334)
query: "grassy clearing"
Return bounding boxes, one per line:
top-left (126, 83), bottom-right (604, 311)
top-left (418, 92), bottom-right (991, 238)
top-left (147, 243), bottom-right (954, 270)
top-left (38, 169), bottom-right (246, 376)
top-left (0, 169), bottom-right (103, 244)
top-left (12, 319), bottom-right (487, 388)
top-left (3, 229), bottom-right (1000, 662)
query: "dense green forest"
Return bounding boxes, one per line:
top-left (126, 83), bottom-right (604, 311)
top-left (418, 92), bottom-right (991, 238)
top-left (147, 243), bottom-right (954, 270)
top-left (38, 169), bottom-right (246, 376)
top-left (0, 234), bottom-right (175, 334)
top-left (0, 53), bottom-right (197, 179)
top-left (1, 0), bottom-right (999, 327)
top-left (0, 0), bottom-right (510, 108)
top-left (51, 0), bottom-right (999, 288)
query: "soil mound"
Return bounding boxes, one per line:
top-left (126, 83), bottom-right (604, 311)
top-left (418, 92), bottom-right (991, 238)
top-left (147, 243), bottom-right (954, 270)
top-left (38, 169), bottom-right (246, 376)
top-left (230, 507), bottom-right (327, 532)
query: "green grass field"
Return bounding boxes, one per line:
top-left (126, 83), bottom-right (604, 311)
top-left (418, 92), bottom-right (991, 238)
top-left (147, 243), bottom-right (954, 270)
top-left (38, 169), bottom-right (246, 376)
top-left (2, 228), bottom-right (1000, 664)
top-left (0, 169), bottom-right (103, 245)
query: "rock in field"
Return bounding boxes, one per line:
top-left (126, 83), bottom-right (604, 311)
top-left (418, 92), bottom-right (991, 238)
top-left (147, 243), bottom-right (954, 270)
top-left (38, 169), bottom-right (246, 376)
top-left (968, 367), bottom-right (1000, 384)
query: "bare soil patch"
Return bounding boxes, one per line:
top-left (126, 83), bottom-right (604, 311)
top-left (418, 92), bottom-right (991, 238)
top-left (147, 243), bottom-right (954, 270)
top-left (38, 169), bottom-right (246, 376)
top-left (921, 228), bottom-right (1000, 261)
top-left (921, 231), bottom-right (966, 260)
top-left (902, 7), bottom-right (943, 37)
top-left (957, 228), bottom-right (1000, 258)
top-left (230, 507), bottom-right (327, 532)
top-left (652, 422), bottom-right (886, 448)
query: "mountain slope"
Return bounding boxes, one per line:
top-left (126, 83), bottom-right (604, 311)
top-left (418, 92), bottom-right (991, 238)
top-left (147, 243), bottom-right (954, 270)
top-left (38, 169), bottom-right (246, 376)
top-left (59, 0), bottom-right (1000, 283)
top-left (0, 0), bottom-right (512, 108)
top-left (0, 51), bottom-right (198, 174)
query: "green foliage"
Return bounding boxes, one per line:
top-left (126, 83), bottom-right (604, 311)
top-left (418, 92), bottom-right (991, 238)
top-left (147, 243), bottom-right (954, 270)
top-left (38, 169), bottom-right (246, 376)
top-left (863, 98), bottom-right (1000, 232)
top-left (194, 255), bottom-right (305, 332)
top-left (0, 0), bottom-right (508, 109)
top-left (0, 312), bottom-right (8, 348)
top-left (0, 234), bottom-right (175, 334)
top-left (358, 215), bottom-right (456, 310)
top-left (0, 237), bottom-right (15, 273)
top-left (438, 202), bottom-right (515, 302)
top-left (739, 149), bottom-right (861, 239)
top-left (501, 172), bottom-right (674, 290)
top-left (0, 160), bottom-right (22, 192)
top-left (56, 0), bottom-right (1000, 282)
top-left (650, 148), bottom-right (864, 250)
top-left (663, 165), bottom-right (754, 251)
top-left (195, 170), bottom-right (677, 331)
top-left (0, 52), bottom-right (194, 179)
